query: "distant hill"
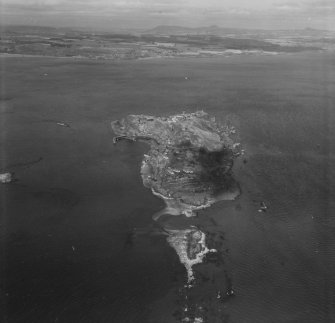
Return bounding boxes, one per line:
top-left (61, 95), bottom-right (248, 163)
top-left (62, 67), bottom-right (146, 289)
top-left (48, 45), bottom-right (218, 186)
top-left (143, 25), bottom-right (332, 37)
top-left (143, 25), bottom-right (248, 36)
top-left (1, 24), bottom-right (80, 36)
top-left (2, 25), bottom-right (58, 33)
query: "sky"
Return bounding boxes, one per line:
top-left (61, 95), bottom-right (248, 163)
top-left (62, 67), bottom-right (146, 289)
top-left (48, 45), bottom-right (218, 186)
top-left (1, 0), bottom-right (335, 31)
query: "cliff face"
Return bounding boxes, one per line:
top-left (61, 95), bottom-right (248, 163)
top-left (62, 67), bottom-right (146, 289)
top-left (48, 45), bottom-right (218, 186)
top-left (111, 111), bottom-right (240, 217)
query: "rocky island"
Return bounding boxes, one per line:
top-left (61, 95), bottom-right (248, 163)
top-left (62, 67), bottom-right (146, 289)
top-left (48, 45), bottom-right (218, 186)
top-left (166, 226), bottom-right (217, 283)
top-left (112, 111), bottom-right (240, 218)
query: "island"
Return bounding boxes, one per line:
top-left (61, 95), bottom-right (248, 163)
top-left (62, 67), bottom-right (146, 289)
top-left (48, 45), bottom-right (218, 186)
top-left (112, 111), bottom-right (241, 284)
top-left (112, 111), bottom-right (240, 217)
top-left (166, 226), bottom-right (217, 283)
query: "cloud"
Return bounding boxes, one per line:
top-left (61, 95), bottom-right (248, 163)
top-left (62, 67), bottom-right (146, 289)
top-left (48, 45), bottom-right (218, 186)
top-left (274, 0), bottom-right (335, 14)
top-left (274, 3), bottom-right (301, 11)
top-left (303, 0), bottom-right (335, 14)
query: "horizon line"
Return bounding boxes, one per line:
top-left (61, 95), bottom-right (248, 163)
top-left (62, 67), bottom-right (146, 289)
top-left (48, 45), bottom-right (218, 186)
top-left (1, 22), bottom-right (334, 33)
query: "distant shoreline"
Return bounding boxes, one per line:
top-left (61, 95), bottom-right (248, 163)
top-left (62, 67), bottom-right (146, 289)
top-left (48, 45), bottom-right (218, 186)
top-left (0, 50), bottom-right (314, 61)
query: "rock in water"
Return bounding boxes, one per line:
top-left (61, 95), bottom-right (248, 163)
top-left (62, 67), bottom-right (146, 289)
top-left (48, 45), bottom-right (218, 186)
top-left (166, 227), bottom-right (216, 284)
top-left (0, 172), bottom-right (13, 184)
top-left (111, 111), bottom-right (240, 217)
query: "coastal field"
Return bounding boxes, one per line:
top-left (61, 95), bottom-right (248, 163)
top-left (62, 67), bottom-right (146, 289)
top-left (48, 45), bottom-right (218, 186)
top-left (1, 52), bottom-right (335, 322)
